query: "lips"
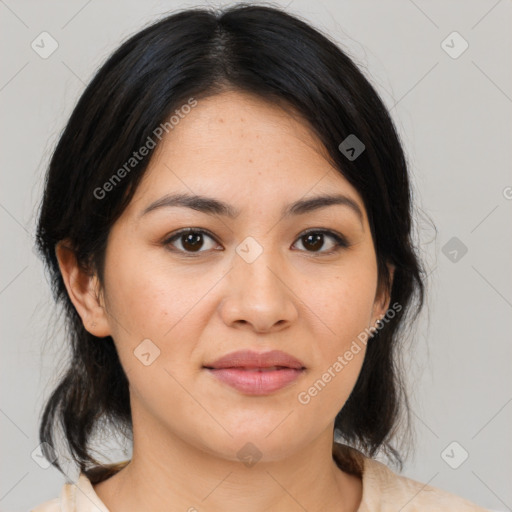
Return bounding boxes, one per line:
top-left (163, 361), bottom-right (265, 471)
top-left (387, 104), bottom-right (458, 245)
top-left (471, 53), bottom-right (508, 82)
top-left (203, 349), bottom-right (305, 371)
top-left (203, 350), bottom-right (306, 395)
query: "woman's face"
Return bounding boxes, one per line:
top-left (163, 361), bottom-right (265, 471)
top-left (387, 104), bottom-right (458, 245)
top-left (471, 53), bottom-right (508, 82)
top-left (94, 90), bottom-right (391, 462)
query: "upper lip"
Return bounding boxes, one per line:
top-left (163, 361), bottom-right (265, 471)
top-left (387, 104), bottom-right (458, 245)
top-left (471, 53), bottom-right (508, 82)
top-left (204, 349), bottom-right (305, 370)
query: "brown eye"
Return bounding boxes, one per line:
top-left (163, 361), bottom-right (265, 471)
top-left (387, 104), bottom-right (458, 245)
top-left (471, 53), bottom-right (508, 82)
top-left (293, 230), bottom-right (348, 254)
top-left (180, 232), bottom-right (204, 252)
top-left (163, 228), bottom-right (348, 257)
top-left (301, 233), bottom-right (324, 251)
top-left (164, 229), bottom-right (219, 255)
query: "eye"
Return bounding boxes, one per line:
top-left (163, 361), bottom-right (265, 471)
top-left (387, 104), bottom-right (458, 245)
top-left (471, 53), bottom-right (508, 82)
top-left (163, 228), bottom-right (220, 255)
top-left (162, 228), bottom-right (349, 257)
top-left (292, 229), bottom-right (349, 255)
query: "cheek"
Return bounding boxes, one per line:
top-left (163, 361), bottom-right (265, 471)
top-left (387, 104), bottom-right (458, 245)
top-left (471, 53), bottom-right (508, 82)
top-left (300, 255), bottom-right (378, 341)
top-left (101, 249), bottom-right (226, 385)
top-left (293, 319), bottom-right (368, 439)
top-left (103, 249), bottom-right (210, 337)
top-left (294, 254), bottom-right (377, 409)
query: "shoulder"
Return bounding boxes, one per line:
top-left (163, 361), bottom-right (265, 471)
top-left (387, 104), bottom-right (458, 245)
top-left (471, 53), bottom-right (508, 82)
top-left (29, 460), bottom-right (129, 511)
top-left (359, 455), bottom-right (490, 511)
top-left (29, 476), bottom-right (77, 512)
top-left (30, 497), bottom-right (60, 512)
top-left (29, 471), bottom-right (111, 512)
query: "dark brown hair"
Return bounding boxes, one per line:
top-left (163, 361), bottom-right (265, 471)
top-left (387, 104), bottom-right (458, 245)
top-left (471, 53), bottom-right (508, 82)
top-left (35, 3), bottom-right (426, 483)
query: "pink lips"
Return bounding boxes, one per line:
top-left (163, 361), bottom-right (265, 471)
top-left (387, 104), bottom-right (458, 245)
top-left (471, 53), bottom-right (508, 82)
top-left (203, 349), bottom-right (306, 395)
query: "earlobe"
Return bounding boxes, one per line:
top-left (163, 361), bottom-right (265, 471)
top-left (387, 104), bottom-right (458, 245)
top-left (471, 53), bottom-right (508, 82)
top-left (55, 240), bottom-right (111, 338)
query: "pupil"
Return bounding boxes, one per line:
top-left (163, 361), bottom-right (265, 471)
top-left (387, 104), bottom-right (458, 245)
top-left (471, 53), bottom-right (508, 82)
top-left (183, 233), bottom-right (202, 251)
top-left (304, 233), bottom-right (323, 251)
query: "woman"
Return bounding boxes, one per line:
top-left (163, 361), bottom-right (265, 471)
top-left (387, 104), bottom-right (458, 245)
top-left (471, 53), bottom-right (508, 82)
top-left (30, 3), bottom-right (488, 511)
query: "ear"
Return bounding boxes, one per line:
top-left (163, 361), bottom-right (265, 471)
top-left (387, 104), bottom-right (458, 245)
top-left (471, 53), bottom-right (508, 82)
top-left (55, 240), bottom-right (111, 338)
top-left (371, 262), bottom-right (395, 325)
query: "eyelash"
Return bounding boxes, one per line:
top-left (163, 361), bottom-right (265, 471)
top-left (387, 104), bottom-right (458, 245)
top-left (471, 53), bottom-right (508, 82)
top-left (162, 228), bottom-right (350, 257)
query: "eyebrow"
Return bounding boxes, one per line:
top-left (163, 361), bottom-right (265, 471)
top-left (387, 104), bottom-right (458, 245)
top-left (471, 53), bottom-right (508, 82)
top-left (139, 192), bottom-right (364, 225)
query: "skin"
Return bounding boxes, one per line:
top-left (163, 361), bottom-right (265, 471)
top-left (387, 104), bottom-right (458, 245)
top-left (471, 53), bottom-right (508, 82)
top-left (56, 90), bottom-right (394, 512)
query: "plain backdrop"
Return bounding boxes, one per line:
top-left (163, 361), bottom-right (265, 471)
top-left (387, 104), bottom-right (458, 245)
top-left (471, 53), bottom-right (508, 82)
top-left (1, 1), bottom-right (511, 511)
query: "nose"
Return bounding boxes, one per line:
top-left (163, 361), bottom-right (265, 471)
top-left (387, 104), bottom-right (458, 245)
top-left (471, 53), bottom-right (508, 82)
top-left (218, 247), bottom-right (299, 333)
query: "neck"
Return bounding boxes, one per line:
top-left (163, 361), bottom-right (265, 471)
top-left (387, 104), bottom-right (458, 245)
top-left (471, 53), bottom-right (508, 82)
top-left (93, 407), bottom-right (362, 512)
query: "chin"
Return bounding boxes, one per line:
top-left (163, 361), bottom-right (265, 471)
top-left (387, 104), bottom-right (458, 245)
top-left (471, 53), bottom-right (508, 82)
top-left (200, 431), bottom-right (306, 465)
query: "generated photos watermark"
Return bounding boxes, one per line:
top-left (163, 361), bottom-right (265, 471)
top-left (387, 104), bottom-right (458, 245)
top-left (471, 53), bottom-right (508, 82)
top-left (93, 97), bottom-right (198, 200)
top-left (297, 301), bottom-right (402, 405)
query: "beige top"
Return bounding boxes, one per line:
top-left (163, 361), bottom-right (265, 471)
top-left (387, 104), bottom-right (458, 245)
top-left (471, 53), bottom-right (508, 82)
top-left (30, 453), bottom-right (489, 511)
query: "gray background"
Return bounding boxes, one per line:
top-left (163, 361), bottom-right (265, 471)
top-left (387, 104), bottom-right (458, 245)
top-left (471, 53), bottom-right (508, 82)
top-left (1, 0), bottom-right (511, 511)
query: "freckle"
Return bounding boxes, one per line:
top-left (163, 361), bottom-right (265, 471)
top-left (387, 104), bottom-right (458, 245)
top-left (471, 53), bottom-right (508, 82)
top-left (249, 158), bottom-right (253, 163)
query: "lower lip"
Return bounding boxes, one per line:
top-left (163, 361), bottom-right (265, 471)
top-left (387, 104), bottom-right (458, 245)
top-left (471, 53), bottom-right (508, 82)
top-left (205, 368), bottom-right (304, 395)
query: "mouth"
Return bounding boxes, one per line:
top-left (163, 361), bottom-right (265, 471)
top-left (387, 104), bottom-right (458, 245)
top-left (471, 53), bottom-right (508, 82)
top-left (203, 365), bottom-right (301, 371)
top-left (203, 349), bottom-right (306, 395)
top-left (203, 366), bottom-right (305, 395)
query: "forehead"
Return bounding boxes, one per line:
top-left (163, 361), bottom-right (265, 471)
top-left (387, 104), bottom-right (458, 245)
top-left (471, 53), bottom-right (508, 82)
top-left (128, 90), bottom-right (367, 222)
